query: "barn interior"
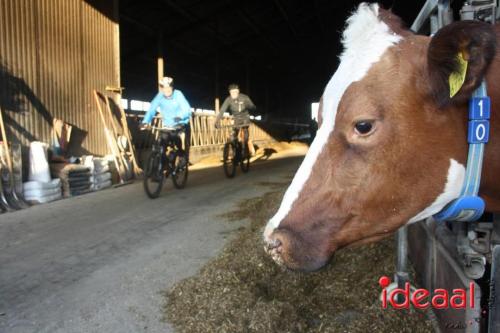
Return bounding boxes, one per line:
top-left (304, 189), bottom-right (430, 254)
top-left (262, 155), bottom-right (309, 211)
top-left (2, 0), bottom-right (499, 332)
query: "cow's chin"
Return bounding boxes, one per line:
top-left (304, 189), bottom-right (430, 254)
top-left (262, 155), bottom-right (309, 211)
top-left (342, 232), bottom-right (394, 248)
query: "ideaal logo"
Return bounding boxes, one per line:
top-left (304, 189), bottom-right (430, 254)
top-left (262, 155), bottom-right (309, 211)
top-left (379, 276), bottom-right (475, 309)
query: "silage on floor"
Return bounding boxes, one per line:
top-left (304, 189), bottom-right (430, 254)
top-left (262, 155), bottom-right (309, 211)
top-left (164, 182), bottom-right (434, 333)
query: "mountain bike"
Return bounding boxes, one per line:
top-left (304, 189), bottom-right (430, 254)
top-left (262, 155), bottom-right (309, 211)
top-left (221, 125), bottom-right (250, 178)
top-left (142, 125), bottom-right (188, 198)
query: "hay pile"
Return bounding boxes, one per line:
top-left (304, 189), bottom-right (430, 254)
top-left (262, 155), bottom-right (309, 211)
top-left (164, 181), bottom-right (434, 333)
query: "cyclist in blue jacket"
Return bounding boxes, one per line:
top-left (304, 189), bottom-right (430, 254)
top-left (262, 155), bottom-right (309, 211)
top-left (141, 76), bottom-right (192, 164)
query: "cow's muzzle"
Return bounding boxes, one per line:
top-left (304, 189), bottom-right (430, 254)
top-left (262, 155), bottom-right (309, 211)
top-left (264, 234), bottom-right (285, 266)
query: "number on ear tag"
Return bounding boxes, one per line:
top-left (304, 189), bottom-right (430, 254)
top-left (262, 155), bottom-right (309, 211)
top-left (449, 52), bottom-right (468, 98)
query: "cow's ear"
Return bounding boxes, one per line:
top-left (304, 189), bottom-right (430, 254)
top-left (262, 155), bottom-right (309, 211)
top-left (427, 21), bottom-right (496, 107)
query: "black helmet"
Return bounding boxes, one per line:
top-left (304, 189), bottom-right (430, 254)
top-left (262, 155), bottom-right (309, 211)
top-left (228, 83), bottom-right (239, 91)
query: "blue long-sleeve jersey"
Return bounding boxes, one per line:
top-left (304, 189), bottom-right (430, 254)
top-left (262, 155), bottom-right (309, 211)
top-left (142, 90), bottom-right (192, 127)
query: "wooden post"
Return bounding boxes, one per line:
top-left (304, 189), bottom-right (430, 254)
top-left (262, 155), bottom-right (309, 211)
top-left (110, 97), bottom-right (142, 175)
top-left (157, 31), bottom-right (164, 86)
top-left (104, 97), bottom-right (132, 176)
top-left (93, 90), bottom-right (126, 183)
top-left (214, 15), bottom-right (220, 117)
top-left (0, 106), bottom-right (26, 208)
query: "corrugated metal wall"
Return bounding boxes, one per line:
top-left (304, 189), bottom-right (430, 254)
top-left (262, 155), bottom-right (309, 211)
top-left (0, 0), bottom-right (119, 156)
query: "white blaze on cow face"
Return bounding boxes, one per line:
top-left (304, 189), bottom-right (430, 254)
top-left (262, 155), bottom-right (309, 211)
top-left (408, 159), bottom-right (466, 223)
top-left (264, 3), bottom-right (403, 240)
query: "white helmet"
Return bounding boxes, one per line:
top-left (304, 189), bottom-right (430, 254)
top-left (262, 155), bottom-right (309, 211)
top-left (159, 76), bottom-right (174, 87)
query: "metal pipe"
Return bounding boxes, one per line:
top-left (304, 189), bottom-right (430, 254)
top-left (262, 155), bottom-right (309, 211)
top-left (411, 0), bottom-right (438, 32)
top-left (437, 0), bottom-right (451, 29)
top-left (395, 225), bottom-right (409, 303)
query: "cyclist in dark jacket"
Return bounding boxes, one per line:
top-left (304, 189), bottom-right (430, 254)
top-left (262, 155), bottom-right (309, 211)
top-left (215, 84), bottom-right (256, 155)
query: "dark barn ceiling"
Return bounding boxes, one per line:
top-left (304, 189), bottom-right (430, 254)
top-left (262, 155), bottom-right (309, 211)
top-left (119, 0), bottom-right (466, 120)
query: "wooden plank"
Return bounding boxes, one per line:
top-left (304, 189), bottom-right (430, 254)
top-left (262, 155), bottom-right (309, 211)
top-left (92, 90), bottom-right (126, 183)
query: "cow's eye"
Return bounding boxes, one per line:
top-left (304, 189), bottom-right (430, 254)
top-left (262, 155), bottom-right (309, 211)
top-left (354, 121), bottom-right (374, 135)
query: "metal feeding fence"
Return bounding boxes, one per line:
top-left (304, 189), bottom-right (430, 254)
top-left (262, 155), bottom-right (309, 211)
top-left (132, 112), bottom-right (276, 151)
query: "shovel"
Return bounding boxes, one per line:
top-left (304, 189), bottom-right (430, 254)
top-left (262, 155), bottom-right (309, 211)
top-left (0, 106), bottom-right (29, 209)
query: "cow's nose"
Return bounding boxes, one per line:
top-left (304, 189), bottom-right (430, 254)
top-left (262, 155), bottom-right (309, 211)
top-left (264, 234), bottom-right (286, 266)
top-left (265, 237), bottom-right (282, 252)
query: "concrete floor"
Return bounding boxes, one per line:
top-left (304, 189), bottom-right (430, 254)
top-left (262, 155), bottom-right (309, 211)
top-left (0, 150), bottom-right (305, 333)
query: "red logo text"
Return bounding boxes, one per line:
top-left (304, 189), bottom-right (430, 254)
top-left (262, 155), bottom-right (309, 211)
top-left (379, 276), bottom-right (475, 309)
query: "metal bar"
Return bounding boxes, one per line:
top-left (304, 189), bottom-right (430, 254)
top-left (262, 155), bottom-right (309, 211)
top-left (437, 0), bottom-right (452, 29)
top-left (396, 226), bottom-right (409, 290)
top-left (411, 0), bottom-right (439, 32)
top-left (489, 245), bottom-right (500, 332)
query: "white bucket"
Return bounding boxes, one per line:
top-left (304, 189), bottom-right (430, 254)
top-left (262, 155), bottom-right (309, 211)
top-left (28, 142), bottom-right (51, 183)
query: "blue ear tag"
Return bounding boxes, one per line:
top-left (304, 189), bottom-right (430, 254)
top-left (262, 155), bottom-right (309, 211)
top-left (433, 81), bottom-right (490, 223)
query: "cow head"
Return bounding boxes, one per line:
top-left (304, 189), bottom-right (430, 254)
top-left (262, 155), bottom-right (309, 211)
top-left (263, 3), bottom-right (497, 271)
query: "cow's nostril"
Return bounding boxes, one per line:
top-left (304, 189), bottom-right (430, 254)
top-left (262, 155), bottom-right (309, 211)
top-left (266, 238), bottom-right (282, 252)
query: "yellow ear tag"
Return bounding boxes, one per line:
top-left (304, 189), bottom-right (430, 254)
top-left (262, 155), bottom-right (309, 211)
top-left (448, 52), bottom-right (468, 98)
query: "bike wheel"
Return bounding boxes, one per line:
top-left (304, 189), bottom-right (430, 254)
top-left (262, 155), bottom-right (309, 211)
top-left (240, 143), bottom-right (250, 173)
top-left (223, 142), bottom-right (237, 178)
top-left (172, 153), bottom-right (188, 189)
top-left (143, 152), bottom-right (164, 198)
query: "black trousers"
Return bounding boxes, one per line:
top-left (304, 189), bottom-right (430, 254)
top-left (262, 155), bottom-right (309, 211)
top-left (159, 131), bottom-right (183, 156)
top-left (159, 124), bottom-right (190, 159)
top-left (232, 126), bottom-right (249, 143)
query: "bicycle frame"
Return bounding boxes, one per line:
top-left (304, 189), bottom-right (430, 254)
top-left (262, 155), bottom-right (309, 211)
top-left (151, 128), bottom-right (183, 175)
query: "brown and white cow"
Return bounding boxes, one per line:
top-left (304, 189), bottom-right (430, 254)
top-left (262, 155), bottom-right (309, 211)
top-left (263, 3), bottom-right (500, 271)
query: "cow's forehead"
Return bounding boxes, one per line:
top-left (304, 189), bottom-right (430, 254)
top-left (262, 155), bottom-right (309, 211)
top-left (265, 3), bottom-right (403, 233)
top-left (324, 3), bottom-right (402, 122)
